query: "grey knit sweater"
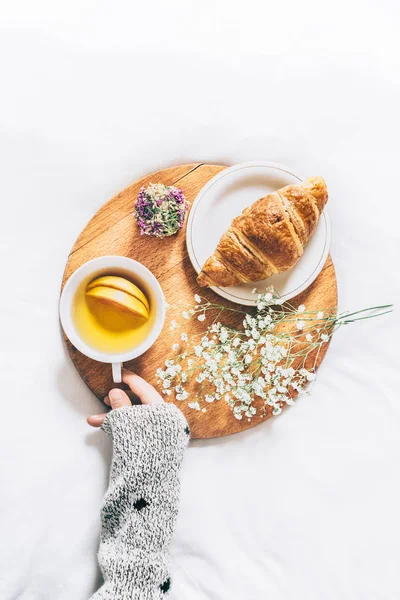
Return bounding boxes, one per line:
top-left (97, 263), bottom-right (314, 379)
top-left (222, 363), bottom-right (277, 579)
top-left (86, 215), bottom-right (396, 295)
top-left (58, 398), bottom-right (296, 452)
top-left (90, 403), bottom-right (190, 600)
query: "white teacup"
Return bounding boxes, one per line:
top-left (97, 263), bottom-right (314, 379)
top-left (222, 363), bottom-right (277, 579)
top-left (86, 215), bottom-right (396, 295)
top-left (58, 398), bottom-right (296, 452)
top-left (60, 256), bottom-right (166, 383)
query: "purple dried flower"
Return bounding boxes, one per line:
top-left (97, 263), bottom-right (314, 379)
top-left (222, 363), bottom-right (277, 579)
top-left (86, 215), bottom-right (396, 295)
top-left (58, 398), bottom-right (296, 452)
top-left (133, 183), bottom-right (188, 238)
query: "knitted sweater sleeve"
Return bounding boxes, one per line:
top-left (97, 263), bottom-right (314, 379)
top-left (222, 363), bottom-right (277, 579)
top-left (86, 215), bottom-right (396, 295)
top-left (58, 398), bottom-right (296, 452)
top-left (90, 403), bottom-right (190, 600)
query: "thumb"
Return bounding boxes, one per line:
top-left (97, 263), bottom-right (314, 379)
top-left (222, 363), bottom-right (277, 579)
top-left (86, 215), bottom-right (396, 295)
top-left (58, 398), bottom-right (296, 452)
top-left (108, 388), bottom-right (132, 409)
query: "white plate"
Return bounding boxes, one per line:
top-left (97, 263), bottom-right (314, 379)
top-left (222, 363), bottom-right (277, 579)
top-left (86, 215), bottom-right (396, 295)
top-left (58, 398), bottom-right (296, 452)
top-left (186, 161), bottom-right (331, 306)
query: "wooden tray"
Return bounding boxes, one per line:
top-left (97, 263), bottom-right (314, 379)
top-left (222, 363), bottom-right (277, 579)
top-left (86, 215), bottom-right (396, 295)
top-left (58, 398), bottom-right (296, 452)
top-left (61, 163), bottom-right (338, 438)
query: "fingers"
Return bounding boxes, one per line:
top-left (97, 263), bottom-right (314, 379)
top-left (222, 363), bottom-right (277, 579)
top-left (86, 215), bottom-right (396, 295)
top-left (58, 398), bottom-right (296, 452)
top-left (87, 373), bottom-right (163, 427)
top-left (122, 369), bottom-right (164, 405)
top-left (108, 388), bottom-right (132, 409)
top-left (87, 389), bottom-right (132, 427)
top-left (87, 413), bottom-right (107, 428)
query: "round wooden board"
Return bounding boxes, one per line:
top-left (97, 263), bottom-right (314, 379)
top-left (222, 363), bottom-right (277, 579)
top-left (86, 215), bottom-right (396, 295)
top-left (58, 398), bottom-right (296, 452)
top-left (61, 163), bottom-right (338, 438)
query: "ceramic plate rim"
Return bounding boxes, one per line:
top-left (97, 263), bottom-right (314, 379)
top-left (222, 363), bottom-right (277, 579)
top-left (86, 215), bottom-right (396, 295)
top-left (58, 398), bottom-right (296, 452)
top-left (186, 161), bottom-right (331, 306)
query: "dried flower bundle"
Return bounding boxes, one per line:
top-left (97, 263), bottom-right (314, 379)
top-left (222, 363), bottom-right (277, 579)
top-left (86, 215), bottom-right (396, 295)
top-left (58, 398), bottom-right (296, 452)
top-left (134, 183), bottom-right (188, 238)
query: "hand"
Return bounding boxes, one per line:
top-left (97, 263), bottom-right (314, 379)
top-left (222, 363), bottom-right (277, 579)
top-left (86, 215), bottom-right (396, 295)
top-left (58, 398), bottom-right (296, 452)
top-left (87, 369), bottom-right (164, 428)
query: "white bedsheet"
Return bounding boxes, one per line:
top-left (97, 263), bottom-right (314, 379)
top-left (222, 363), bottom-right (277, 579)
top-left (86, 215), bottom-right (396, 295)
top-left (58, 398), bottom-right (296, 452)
top-left (1, 2), bottom-right (399, 598)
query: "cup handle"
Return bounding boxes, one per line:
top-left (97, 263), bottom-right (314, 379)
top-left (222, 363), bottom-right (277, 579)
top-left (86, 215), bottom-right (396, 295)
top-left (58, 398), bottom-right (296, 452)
top-left (112, 362), bottom-right (123, 383)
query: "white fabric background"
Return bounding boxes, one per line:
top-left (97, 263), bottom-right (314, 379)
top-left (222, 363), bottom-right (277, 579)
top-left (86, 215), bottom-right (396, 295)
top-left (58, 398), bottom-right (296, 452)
top-left (0, 1), bottom-right (399, 598)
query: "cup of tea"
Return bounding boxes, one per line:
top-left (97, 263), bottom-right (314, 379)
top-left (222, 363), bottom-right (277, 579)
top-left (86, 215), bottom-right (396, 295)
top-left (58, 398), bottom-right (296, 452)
top-left (60, 256), bottom-right (166, 383)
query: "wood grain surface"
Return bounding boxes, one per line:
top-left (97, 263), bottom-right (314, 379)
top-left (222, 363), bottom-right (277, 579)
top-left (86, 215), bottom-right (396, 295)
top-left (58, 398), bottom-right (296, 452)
top-left (61, 163), bottom-right (338, 438)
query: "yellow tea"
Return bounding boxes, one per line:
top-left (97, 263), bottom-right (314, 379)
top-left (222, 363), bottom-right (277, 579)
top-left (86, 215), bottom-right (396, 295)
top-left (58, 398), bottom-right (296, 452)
top-left (72, 275), bottom-right (155, 354)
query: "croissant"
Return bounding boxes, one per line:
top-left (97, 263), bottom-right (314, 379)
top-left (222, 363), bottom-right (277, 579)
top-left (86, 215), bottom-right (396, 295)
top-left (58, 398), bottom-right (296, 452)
top-left (197, 176), bottom-right (328, 287)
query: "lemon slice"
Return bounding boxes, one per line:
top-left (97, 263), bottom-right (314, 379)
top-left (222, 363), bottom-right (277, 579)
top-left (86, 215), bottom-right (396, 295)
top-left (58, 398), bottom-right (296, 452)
top-left (86, 286), bottom-right (149, 320)
top-left (87, 276), bottom-right (149, 311)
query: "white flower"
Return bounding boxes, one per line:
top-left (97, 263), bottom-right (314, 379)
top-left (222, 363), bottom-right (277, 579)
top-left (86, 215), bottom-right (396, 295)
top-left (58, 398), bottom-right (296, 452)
top-left (219, 328), bottom-right (228, 343)
top-left (198, 313), bottom-right (206, 322)
top-left (317, 311), bottom-right (324, 319)
top-left (265, 292), bottom-right (273, 302)
top-left (306, 372), bottom-right (316, 381)
top-left (194, 294), bottom-right (202, 303)
top-left (244, 354), bottom-right (252, 364)
top-left (272, 405), bottom-right (282, 415)
top-left (297, 304), bottom-right (306, 313)
top-left (188, 401), bottom-right (200, 410)
top-left (306, 333), bottom-right (313, 342)
top-left (194, 345), bottom-right (202, 357)
top-left (181, 332), bottom-right (188, 342)
top-left (321, 333), bottom-right (329, 342)
top-left (162, 379), bottom-right (171, 389)
top-left (205, 359), bottom-right (217, 372)
top-left (245, 314), bottom-right (256, 327)
top-left (297, 320), bottom-right (305, 330)
top-left (187, 358), bottom-right (194, 368)
top-left (233, 405), bottom-right (243, 417)
top-left (202, 407), bottom-right (207, 413)
top-left (172, 343), bottom-right (179, 351)
top-left (170, 320), bottom-right (177, 330)
top-left (205, 394), bottom-right (215, 403)
top-left (182, 311), bottom-right (190, 319)
top-left (162, 389), bottom-right (172, 395)
top-left (252, 383), bottom-right (264, 398)
top-left (279, 346), bottom-right (288, 358)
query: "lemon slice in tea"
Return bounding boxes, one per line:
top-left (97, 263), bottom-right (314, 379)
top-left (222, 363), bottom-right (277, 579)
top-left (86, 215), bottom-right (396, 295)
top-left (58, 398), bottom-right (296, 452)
top-left (87, 275), bottom-right (149, 311)
top-left (86, 286), bottom-right (149, 320)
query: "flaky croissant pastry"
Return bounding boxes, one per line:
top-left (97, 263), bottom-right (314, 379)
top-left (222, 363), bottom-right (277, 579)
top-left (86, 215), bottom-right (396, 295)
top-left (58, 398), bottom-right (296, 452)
top-left (197, 176), bottom-right (328, 287)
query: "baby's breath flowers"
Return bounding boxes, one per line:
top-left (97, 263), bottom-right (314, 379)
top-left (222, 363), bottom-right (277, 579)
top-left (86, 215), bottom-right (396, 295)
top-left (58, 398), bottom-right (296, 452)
top-left (156, 290), bottom-right (392, 421)
top-left (134, 183), bottom-right (188, 238)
